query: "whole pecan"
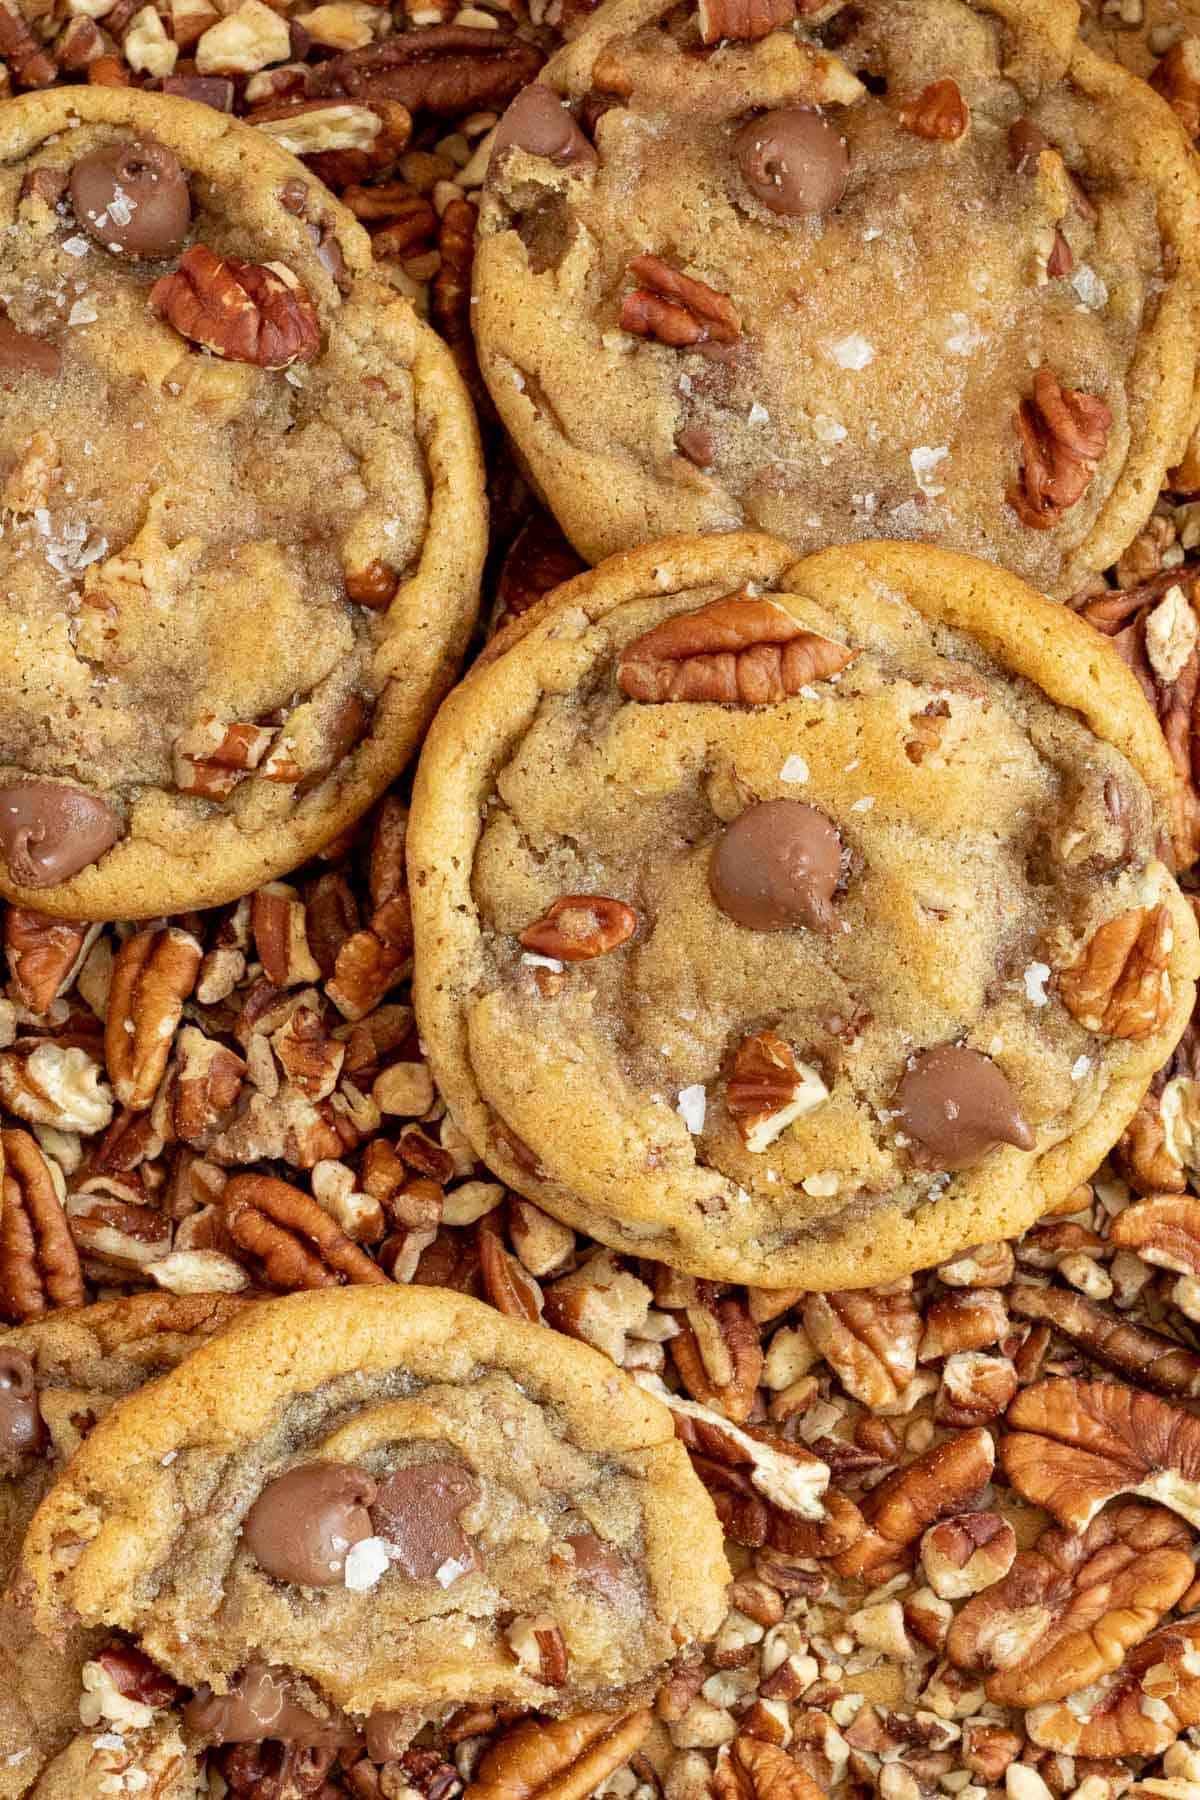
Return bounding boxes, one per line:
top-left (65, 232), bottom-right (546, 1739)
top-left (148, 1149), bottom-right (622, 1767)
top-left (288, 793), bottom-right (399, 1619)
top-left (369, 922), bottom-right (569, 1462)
top-left (150, 246), bottom-right (320, 369)
top-left (618, 594), bottom-right (858, 705)
top-left (713, 1736), bottom-right (825, 1800)
top-left (669, 1293), bottom-right (763, 1421)
top-left (0, 1126), bottom-right (85, 1319)
top-left (726, 1031), bottom-right (829, 1153)
top-left (105, 925), bottom-right (202, 1112)
top-left (833, 1427), bottom-right (995, 1580)
top-left (222, 1172), bottom-right (388, 1289)
top-left (306, 26), bottom-right (544, 117)
top-left (696, 0), bottom-right (794, 44)
top-left (1008, 366), bottom-right (1112, 530)
top-left (620, 256), bottom-right (740, 350)
top-left (464, 1710), bottom-right (652, 1800)
top-left (1009, 1281), bottom-right (1200, 1398)
top-left (801, 1285), bottom-right (920, 1410)
top-left (947, 1502), bottom-right (1193, 1706)
top-left (899, 78), bottom-right (969, 140)
top-left (1057, 903), bottom-right (1173, 1039)
top-left (3, 909), bottom-right (93, 1015)
top-left (519, 896), bottom-right (637, 963)
top-left (1025, 1613), bottom-right (1200, 1757)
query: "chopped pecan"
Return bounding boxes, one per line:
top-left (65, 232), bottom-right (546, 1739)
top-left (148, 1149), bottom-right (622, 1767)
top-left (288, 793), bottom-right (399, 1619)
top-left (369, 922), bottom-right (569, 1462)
top-left (306, 26), bottom-right (544, 118)
top-left (833, 1427), bottom-right (995, 1580)
top-left (620, 256), bottom-right (740, 350)
top-left (253, 883), bottom-right (321, 988)
top-left (150, 246), bottom-right (320, 369)
top-left (327, 927), bottom-right (408, 1021)
top-left (712, 1737), bottom-right (824, 1800)
top-left (727, 1032), bottom-right (829, 1153)
top-left (67, 1182), bottom-right (173, 1273)
top-left (1009, 1282), bottom-right (1200, 1398)
top-left (506, 1615), bottom-right (569, 1687)
top-left (1151, 37), bottom-right (1200, 140)
top-left (1110, 1192), bottom-right (1200, 1283)
top-left (222, 1171), bottom-right (388, 1288)
top-left (1003, 1376), bottom-right (1200, 1531)
top-left (669, 1294), bottom-right (763, 1421)
top-left (921, 1512), bottom-right (1015, 1599)
top-left (433, 195), bottom-right (476, 362)
top-left (172, 715), bottom-right (275, 799)
top-left (105, 926), bottom-right (202, 1111)
top-left (173, 1026), bottom-right (246, 1141)
top-left (918, 1288), bottom-right (1009, 1360)
top-left (464, 1710), bottom-right (652, 1800)
top-left (0, 1042), bottom-right (113, 1134)
top-left (3, 909), bottom-right (94, 1014)
top-left (618, 594), bottom-right (858, 706)
top-left (271, 1006), bottom-right (344, 1102)
top-left (1008, 367), bottom-right (1113, 530)
top-left (1057, 903), bottom-right (1173, 1039)
top-left (479, 1217), bottom-right (544, 1321)
top-left (1115, 1087), bottom-right (1187, 1194)
top-left (495, 513), bottom-right (585, 628)
top-left (899, 78), bottom-right (968, 140)
top-left (801, 1285), bottom-right (920, 1409)
top-left (0, 1126), bottom-right (85, 1319)
top-left (519, 896), bottom-right (637, 963)
top-left (935, 1351), bottom-right (1018, 1427)
top-left (542, 1250), bottom-right (653, 1363)
top-left (1025, 1613), bottom-right (1200, 1757)
top-left (0, 0), bottom-right (57, 87)
top-left (95, 1645), bottom-right (178, 1708)
top-left (696, 0), bottom-right (794, 45)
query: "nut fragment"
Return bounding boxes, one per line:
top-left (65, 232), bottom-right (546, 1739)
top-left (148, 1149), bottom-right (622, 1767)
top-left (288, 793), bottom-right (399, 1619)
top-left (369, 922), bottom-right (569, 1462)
top-left (618, 594), bottom-right (858, 706)
top-left (253, 883), bottom-right (322, 988)
top-left (696, 0), bottom-right (793, 45)
top-left (1151, 37), bottom-right (1200, 140)
top-left (833, 1427), bottom-right (994, 1580)
top-left (222, 1172), bottom-right (389, 1289)
top-left (173, 716), bottom-right (275, 799)
top-left (506, 1615), bottom-right (569, 1687)
top-left (0, 1042), bottom-right (113, 1133)
top-left (669, 1295), bottom-right (763, 1422)
top-left (1008, 367), bottom-right (1113, 530)
top-left (801, 1285), bottom-right (920, 1409)
top-left (518, 896), bottom-right (636, 962)
top-left (619, 255), bottom-right (740, 350)
top-left (920, 1513), bottom-right (1016, 1600)
top-left (465, 1710), bottom-right (652, 1800)
top-left (1110, 1193), bottom-right (1200, 1280)
top-left (1009, 1282), bottom-right (1200, 1398)
top-left (1058, 904), bottom-right (1173, 1039)
top-left (899, 78), bottom-right (968, 140)
top-left (935, 1351), bottom-right (1018, 1427)
top-left (3, 909), bottom-right (94, 1015)
top-left (105, 925), bottom-right (202, 1111)
top-left (150, 245), bottom-right (320, 369)
top-left (727, 1032), bottom-right (829, 1153)
top-left (0, 1126), bottom-right (85, 1319)
top-left (712, 1735), bottom-right (825, 1800)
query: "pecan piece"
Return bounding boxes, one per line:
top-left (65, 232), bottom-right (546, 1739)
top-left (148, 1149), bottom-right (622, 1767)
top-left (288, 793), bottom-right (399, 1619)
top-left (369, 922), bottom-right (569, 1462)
top-left (253, 883), bottom-right (321, 988)
top-left (150, 246), bottom-right (320, 369)
top-left (1003, 1376), bottom-right (1200, 1531)
top-left (3, 909), bottom-right (94, 1014)
top-left (306, 26), bottom-right (544, 118)
top-left (173, 716), bottom-right (275, 799)
top-left (506, 1615), bottom-right (569, 1686)
top-left (726, 1031), bottom-right (829, 1152)
top-left (669, 1294), bottom-right (763, 1421)
top-left (1057, 903), bottom-right (1173, 1038)
top-left (105, 925), bottom-right (202, 1111)
top-left (173, 1026), bottom-right (246, 1141)
top-left (918, 1288), bottom-right (1009, 1359)
top-left (1115, 1086), bottom-right (1186, 1194)
top-left (620, 255), bottom-right (740, 350)
top-left (1008, 366), bottom-right (1113, 530)
top-left (0, 1042), bottom-right (112, 1134)
top-left (465, 1710), bottom-right (652, 1800)
top-left (519, 896), bottom-right (636, 962)
top-left (1151, 38), bottom-right (1200, 141)
top-left (0, 1126), bottom-right (85, 1319)
top-left (0, 0), bottom-right (57, 87)
top-left (832, 1427), bottom-right (994, 1580)
top-left (920, 1512), bottom-right (1015, 1599)
top-left (495, 513), bottom-right (586, 630)
top-left (947, 1502), bottom-right (1193, 1705)
top-left (1026, 1613), bottom-right (1200, 1757)
top-left (222, 1172), bottom-right (388, 1288)
top-left (1009, 1282), bottom-right (1200, 1398)
top-left (479, 1218), bottom-right (544, 1321)
top-left (899, 78), bottom-right (968, 140)
top-left (618, 594), bottom-right (858, 705)
top-left (1110, 1192), bottom-right (1200, 1283)
top-left (801, 1285), bottom-right (920, 1409)
top-left (696, 0), bottom-right (794, 45)
top-left (713, 1736), bottom-right (824, 1800)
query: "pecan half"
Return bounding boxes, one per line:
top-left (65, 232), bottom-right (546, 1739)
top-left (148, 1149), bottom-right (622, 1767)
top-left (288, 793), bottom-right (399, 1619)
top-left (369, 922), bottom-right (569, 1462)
top-left (620, 256), bottom-right (740, 350)
top-left (1003, 1376), bottom-right (1200, 1531)
top-left (519, 897), bottom-right (636, 963)
top-left (727, 1031), bottom-right (829, 1153)
top-left (479, 1218), bottom-right (544, 1321)
top-left (1026, 1613), bottom-right (1200, 1757)
top-left (173, 716), bottom-right (275, 799)
top-left (618, 594), bottom-right (858, 706)
top-left (801, 1285), bottom-right (920, 1409)
top-left (935, 1351), bottom-right (1017, 1427)
top-left (222, 1172), bottom-right (388, 1288)
top-left (465, 1710), bottom-right (652, 1800)
top-left (0, 1042), bottom-right (112, 1134)
top-left (696, 0), bottom-right (794, 45)
top-left (669, 1294), bottom-right (763, 1421)
top-left (306, 26), bottom-right (544, 119)
top-left (899, 78), bottom-right (968, 140)
top-left (3, 909), bottom-right (94, 1014)
top-left (1009, 1282), bottom-right (1200, 1398)
top-left (1115, 1086), bottom-right (1186, 1194)
top-left (833, 1427), bottom-right (994, 1580)
top-left (947, 1502), bottom-right (1194, 1705)
top-left (150, 245), bottom-right (320, 369)
top-left (1008, 367), bottom-right (1113, 530)
top-left (327, 927), bottom-right (408, 1022)
top-left (253, 883), bottom-right (321, 988)
top-left (0, 1126), bottom-right (85, 1319)
top-left (713, 1736), bottom-right (825, 1800)
top-left (918, 1287), bottom-right (1009, 1360)
top-left (105, 925), bottom-right (202, 1111)
top-left (1057, 903), bottom-right (1173, 1039)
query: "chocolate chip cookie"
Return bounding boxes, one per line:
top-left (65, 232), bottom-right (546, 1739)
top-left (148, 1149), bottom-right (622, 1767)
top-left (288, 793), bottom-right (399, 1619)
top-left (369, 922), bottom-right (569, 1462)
top-left (474, 0), bottom-right (1200, 595)
top-left (0, 87), bottom-right (486, 920)
top-left (409, 533), bottom-right (1200, 1288)
top-left (0, 1293), bottom-right (245, 1798)
top-left (18, 1287), bottom-right (728, 1741)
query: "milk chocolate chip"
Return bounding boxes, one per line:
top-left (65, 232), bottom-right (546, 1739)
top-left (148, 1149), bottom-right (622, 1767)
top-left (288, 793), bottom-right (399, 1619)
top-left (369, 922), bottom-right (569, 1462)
top-left (365, 1711), bottom-right (416, 1763)
top-left (735, 109), bottom-right (848, 216)
top-left (182, 1663), bottom-right (359, 1745)
top-left (371, 1459), bottom-right (480, 1582)
top-left (895, 1045), bottom-right (1035, 1170)
top-left (1008, 118), bottom-right (1049, 172)
top-left (0, 317), bottom-right (61, 376)
top-left (493, 85), bottom-right (596, 169)
top-left (0, 1350), bottom-right (44, 1475)
top-left (0, 782), bottom-right (119, 888)
top-left (563, 1532), bottom-right (631, 1601)
top-left (710, 800), bottom-right (842, 932)
top-left (69, 140), bottom-right (191, 258)
top-left (242, 1462), bottom-right (377, 1586)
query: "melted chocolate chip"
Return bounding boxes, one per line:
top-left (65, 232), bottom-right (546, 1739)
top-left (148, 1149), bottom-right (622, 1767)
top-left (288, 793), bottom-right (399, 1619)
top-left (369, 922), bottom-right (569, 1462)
top-left (735, 108), bottom-right (848, 217)
top-left (0, 1350), bottom-right (44, 1475)
top-left (0, 318), bottom-right (61, 376)
top-left (365, 1711), bottom-right (415, 1763)
top-left (563, 1532), bottom-right (631, 1601)
top-left (0, 782), bottom-right (119, 888)
top-left (69, 140), bottom-right (191, 258)
top-left (182, 1664), bottom-right (359, 1746)
top-left (492, 85), bottom-right (597, 169)
top-left (675, 425), bottom-right (716, 468)
top-left (370, 1460), bottom-right (480, 1581)
top-left (1008, 118), bottom-right (1049, 172)
top-left (710, 800), bottom-right (842, 932)
top-left (242, 1463), bottom-right (377, 1587)
top-left (894, 1045), bottom-right (1035, 1170)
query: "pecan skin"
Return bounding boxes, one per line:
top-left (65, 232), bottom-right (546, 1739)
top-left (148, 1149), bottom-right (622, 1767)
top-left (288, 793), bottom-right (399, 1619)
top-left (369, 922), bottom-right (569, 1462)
top-left (1008, 366), bottom-right (1112, 530)
top-left (620, 255), bottom-right (740, 350)
top-left (618, 594), bottom-right (858, 705)
top-left (669, 1295), bottom-right (763, 1421)
top-left (464, 1710), bottom-right (652, 1800)
top-left (899, 78), bottom-right (969, 140)
top-left (495, 514), bottom-right (586, 630)
top-left (1026, 1613), bottom-right (1200, 1757)
top-left (1057, 903), bottom-right (1173, 1039)
top-left (478, 1218), bottom-right (543, 1321)
top-left (519, 897), bottom-right (637, 963)
top-left (105, 925), bottom-right (203, 1112)
top-left (222, 1172), bottom-right (388, 1289)
top-left (0, 1126), bottom-right (85, 1319)
top-left (801, 1285), bottom-right (920, 1410)
top-left (1110, 1192), bottom-right (1200, 1277)
top-left (150, 246), bottom-right (320, 369)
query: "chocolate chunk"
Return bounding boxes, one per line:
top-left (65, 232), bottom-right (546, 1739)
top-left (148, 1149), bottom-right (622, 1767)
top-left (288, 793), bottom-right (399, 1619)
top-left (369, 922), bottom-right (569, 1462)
top-left (894, 1045), bottom-right (1035, 1170)
top-left (492, 84), bottom-right (596, 169)
top-left (563, 1531), bottom-right (631, 1601)
top-left (0, 782), bottom-right (119, 888)
top-left (676, 425), bottom-right (716, 468)
top-left (0, 318), bottom-right (61, 376)
top-left (1008, 118), bottom-right (1049, 172)
top-left (182, 1663), bottom-right (359, 1745)
top-left (710, 800), bottom-right (842, 932)
top-left (162, 76), bottom-right (234, 112)
top-left (279, 178), bottom-right (309, 215)
top-left (370, 1459), bottom-right (480, 1581)
top-left (0, 1350), bottom-right (44, 1475)
top-left (365, 1711), bottom-right (416, 1763)
top-left (69, 140), bottom-right (191, 258)
top-left (243, 1462), bottom-right (377, 1586)
top-left (309, 212), bottom-right (348, 289)
top-left (734, 109), bottom-right (848, 217)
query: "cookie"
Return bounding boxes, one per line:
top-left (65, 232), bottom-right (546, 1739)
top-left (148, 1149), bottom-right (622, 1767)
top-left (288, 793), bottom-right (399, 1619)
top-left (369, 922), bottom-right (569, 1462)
top-left (0, 87), bottom-right (486, 920)
top-left (0, 1293), bottom-right (245, 1798)
top-left (18, 1286), bottom-right (728, 1739)
top-left (473, 0), bottom-right (1200, 596)
top-left (408, 533), bottom-right (1200, 1288)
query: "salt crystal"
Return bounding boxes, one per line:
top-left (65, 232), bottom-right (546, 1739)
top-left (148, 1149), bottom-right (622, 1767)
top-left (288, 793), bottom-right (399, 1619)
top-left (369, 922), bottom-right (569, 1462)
top-left (910, 445), bottom-right (949, 497)
top-left (1071, 1056), bottom-right (1091, 1081)
top-left (107, 186), bottom-right (134, 227)
top-left (677, 1085), bottom-right (706, 1135)
top-left (828, 333), bottom-right (874, 370)
top-left (748, 400), bottom-right (770, 424)
top-left (1071, 264), bottom-right (1108, 309)
top-left (849, 796), bottom-right (874, 812)
top-left (813, 415), bottom-right (847, 444)
top-left (1023, 963), bottom-right (1051, 1007)
top-left (521, 952), bottom-right (563, 972)
top-left (92, 1734), bottom-right (124, 1751)
top-left (435, 1554), bottom-right (473, 1588)
top-left (780, 754), bottom-right (808, 783)
top-left (944, 311), bottom-right (983, 354)
top-left (61, 235), bottom-right (89, 258)
top-left (344, 1537), bottom-right (392, 1593)
top-left (67, 298), bottom-right (97, 326)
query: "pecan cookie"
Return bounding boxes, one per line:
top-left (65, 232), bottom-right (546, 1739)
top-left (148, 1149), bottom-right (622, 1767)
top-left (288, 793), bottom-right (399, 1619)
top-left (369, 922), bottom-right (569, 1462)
top-left (0, 1293), bottom-right (245, 1798)
top-left (473, 0), bottom-right (1200, 596)
top-left (18, 1286), bottom-right (728, 1743)
top-left (0, 87), bottom-right (485, 920)
top-left (409, 533), bottom-right (1200, 1287)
